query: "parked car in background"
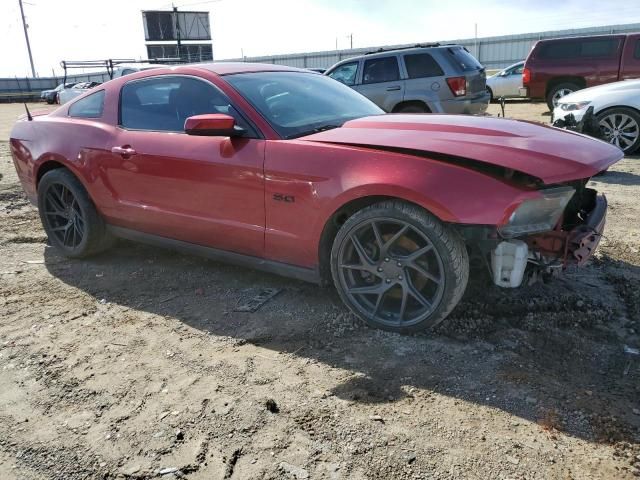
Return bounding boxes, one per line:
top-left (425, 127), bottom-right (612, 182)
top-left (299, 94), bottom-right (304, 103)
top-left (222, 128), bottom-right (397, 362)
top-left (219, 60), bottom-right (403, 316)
top-left (521, 33), bottom-right (640, 110)
top-left (40, 82), bottom-right (77, 104)
top-left (111, 63), bottom-right (165, 78)
top-left (9, 63), bottom-right (622, 333)
top-left (486, 61), bottom-right (524, 101)
top-left (58, 82), bottom-right (101, 105)
top-left (553, 79), bottom-right (640, 154)
top-left (325, 44), bottom-right (489, 114)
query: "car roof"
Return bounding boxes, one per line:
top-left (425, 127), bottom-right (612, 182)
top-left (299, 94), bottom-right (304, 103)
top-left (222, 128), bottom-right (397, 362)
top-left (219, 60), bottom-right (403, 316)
top-left (193, 62), bottom-right (312, 75)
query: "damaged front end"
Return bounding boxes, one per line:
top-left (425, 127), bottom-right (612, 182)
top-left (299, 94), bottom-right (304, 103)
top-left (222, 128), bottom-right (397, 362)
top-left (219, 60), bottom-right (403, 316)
top-left (464, 180), bottom-right (607, 288)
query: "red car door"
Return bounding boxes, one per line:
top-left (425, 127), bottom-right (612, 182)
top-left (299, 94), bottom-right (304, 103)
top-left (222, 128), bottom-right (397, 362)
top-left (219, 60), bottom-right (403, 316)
top-left (620, 34), bottom-right (640, 80)
top-left (103, 75), bottom-right (265, 258)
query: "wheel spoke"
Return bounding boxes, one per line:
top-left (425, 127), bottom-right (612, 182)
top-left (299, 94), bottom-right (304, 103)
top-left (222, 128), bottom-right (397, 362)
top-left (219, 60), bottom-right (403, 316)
top-left (371, 221), bottom-right (384, 251)
top-left (45, 210), bottom-right (68, 219)
top-left (407, 262), bottom-right (442, 284)
top-left (62, 224), bottom-right (73, 246)
top-left (403, 244), bottom-right (433, 261)
top-left (406, 275), bottom-right (432, 309)
top-left (351, 234), bottom-right (374, 266)
top-left (347, 282), bottom-right (389, 296)
top-left (372, 288), bottom-right (388, 318)
top-left (47, 195), bottom-right (66, 214)
top-left (398, 285), bottom-right (409, 324)
top-left (341, 263), bottom-right (372, 272)
top-left (382, 224), bottom-right (409, 254)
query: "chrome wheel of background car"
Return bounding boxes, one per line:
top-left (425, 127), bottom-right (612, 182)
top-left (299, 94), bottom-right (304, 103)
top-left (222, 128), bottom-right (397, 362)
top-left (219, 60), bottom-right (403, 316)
top-left (552, 88), bottom-right (574, 108)
top-left (43, 183), bottom-right (85, 248)
top-left (599, 113), bottom-right (640, 152)
top-left (337, 219), bottom-right (445, 328)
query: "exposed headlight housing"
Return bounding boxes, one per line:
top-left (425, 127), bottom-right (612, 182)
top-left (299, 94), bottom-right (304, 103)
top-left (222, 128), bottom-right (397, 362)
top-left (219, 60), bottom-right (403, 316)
top-left (560, 101), bottom-right (591, 111)
top-left (499, 187), bottom-right (575, 238)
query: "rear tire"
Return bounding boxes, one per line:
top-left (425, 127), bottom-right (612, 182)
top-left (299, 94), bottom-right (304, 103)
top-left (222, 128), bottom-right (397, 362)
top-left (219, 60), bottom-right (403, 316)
top-left (546, 82), bottom-right (580, 111)
top-left (397, 104), bottom-right (429, 114)
top-left (38, 169), bottom-right (114, 258)
top-left (330, 201), bottom-right (469, 334)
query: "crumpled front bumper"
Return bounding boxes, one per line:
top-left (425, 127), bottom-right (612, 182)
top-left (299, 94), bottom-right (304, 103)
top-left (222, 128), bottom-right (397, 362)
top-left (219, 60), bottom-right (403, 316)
top-left (526, 194), bottom-right (607, 267)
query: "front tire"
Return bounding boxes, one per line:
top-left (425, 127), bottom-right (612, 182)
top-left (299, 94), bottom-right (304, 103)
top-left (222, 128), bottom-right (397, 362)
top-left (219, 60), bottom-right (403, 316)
top-left (596, 107), bottom-right (640, 154)
top-left (38, 169), bottom-right (114, 258)
top-left (330, 201), bottom-right (469, 333)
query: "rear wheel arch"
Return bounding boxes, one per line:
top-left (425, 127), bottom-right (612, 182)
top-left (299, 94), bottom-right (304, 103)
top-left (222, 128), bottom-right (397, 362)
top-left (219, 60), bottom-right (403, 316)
top-left (392, 100), bottom-right (431, 113)
top-left (36, 160), bottom-right (67, 187)
top-left (545, 76), bottom-right (586, 96)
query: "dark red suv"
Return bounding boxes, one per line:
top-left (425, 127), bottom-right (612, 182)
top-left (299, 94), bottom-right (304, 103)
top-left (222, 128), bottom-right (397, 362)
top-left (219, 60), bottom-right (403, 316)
top-left (521, 33), bottom-right (640, 110)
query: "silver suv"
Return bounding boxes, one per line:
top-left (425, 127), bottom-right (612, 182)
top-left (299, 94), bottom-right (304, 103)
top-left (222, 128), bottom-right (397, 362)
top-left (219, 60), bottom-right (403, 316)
top-left (325, 44), bottom-right (489, 114)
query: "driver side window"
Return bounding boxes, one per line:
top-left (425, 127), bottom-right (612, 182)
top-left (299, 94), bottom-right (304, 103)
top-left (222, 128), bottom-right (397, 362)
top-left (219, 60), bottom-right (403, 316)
top-left (119, 76), bottom-right (253, 134)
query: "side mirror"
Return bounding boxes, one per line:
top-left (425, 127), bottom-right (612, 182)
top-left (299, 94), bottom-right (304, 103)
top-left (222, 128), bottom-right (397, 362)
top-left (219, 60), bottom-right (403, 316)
top-left (500, 71), bottom-right (509, 77)
top-left (184, 114), bottom-right (245, 137)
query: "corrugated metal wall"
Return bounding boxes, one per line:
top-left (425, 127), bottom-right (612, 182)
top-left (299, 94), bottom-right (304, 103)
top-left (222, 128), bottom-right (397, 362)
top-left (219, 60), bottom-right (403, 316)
top-left (222, 22), bottom-right (640, 70)
top-left (0, 72), bottom-right (111, 102)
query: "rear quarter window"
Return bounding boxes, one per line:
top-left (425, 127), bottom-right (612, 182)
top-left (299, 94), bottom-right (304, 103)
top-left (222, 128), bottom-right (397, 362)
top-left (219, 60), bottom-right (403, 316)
top-left (445, 47), bottom-right (483, 72)
top-left (404, 53), bottom-right (444, 78)
top-left (68, 90), bottom-right (105, 118)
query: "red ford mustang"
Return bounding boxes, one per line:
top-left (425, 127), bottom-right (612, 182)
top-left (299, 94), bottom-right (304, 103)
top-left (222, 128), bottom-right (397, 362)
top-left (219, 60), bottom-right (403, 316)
top-left (10, 63), bottom-right (622, 333)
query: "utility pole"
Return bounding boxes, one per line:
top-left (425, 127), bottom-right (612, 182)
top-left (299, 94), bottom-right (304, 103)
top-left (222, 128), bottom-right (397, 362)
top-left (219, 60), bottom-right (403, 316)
top-left (474, 23), bottom-right (478, 58)
top-left (173, 5), bottom-right (182, 61)
top-left (349, 33), bottom-right (353, 49)
top-left (18, 0), bottom-right (36, 77)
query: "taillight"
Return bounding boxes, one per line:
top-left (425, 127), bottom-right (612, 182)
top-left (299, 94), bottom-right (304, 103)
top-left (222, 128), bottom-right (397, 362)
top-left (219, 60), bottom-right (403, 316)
top-left (523, 67), bottom-right (531, 85)
top-left (446, 76), bottom-right (467, 97)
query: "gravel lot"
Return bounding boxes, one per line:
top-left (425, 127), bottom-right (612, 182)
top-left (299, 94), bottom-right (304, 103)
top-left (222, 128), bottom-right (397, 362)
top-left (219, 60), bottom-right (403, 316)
top-left (1, 101), bottom-right (639, 480)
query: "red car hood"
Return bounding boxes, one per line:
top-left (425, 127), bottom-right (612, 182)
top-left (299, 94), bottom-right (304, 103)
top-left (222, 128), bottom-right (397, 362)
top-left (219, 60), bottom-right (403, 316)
top-left (301, 114), bottom-right (623, 184)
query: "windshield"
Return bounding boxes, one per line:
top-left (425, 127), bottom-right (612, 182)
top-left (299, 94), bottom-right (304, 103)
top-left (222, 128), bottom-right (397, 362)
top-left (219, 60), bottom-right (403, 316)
top-left (225, 71), bottom-right (383, 138)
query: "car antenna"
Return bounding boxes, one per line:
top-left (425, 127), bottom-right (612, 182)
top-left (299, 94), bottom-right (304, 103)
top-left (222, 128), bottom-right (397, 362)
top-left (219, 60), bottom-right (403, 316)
top-left (24, 103), bottom-right (33, 121)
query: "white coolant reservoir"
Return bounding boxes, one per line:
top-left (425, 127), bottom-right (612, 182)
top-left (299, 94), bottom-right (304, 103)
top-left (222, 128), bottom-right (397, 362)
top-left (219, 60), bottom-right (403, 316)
top-left (491, 240), bottom-right (529, 288)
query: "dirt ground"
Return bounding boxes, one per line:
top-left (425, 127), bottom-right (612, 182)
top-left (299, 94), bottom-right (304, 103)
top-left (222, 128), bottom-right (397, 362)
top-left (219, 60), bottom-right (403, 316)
top-left (1, 101), bottom-right (639, 480)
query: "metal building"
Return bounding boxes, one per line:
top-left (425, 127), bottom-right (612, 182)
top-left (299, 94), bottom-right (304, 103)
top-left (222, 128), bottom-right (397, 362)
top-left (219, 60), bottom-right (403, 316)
top-left (221, 22), bottom-right (640, 71)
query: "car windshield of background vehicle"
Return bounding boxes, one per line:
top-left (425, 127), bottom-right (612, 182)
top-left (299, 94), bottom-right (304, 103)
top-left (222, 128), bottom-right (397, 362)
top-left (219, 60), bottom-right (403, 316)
top-left (447, 47), bottom-right (483, 71)
top-left (226, 71), bottom-right (383, 139)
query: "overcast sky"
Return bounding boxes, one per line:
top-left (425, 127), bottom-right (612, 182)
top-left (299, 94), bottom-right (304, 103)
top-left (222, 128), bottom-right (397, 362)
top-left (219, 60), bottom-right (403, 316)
top-left (2, 0), bottom-right (640, 77)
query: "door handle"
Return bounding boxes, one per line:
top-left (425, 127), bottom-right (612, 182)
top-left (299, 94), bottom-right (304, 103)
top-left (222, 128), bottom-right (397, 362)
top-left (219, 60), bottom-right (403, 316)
top-left (111, 146), bottom-right (137, 157)
top-left (386, 86), bottom-right (401, 91)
